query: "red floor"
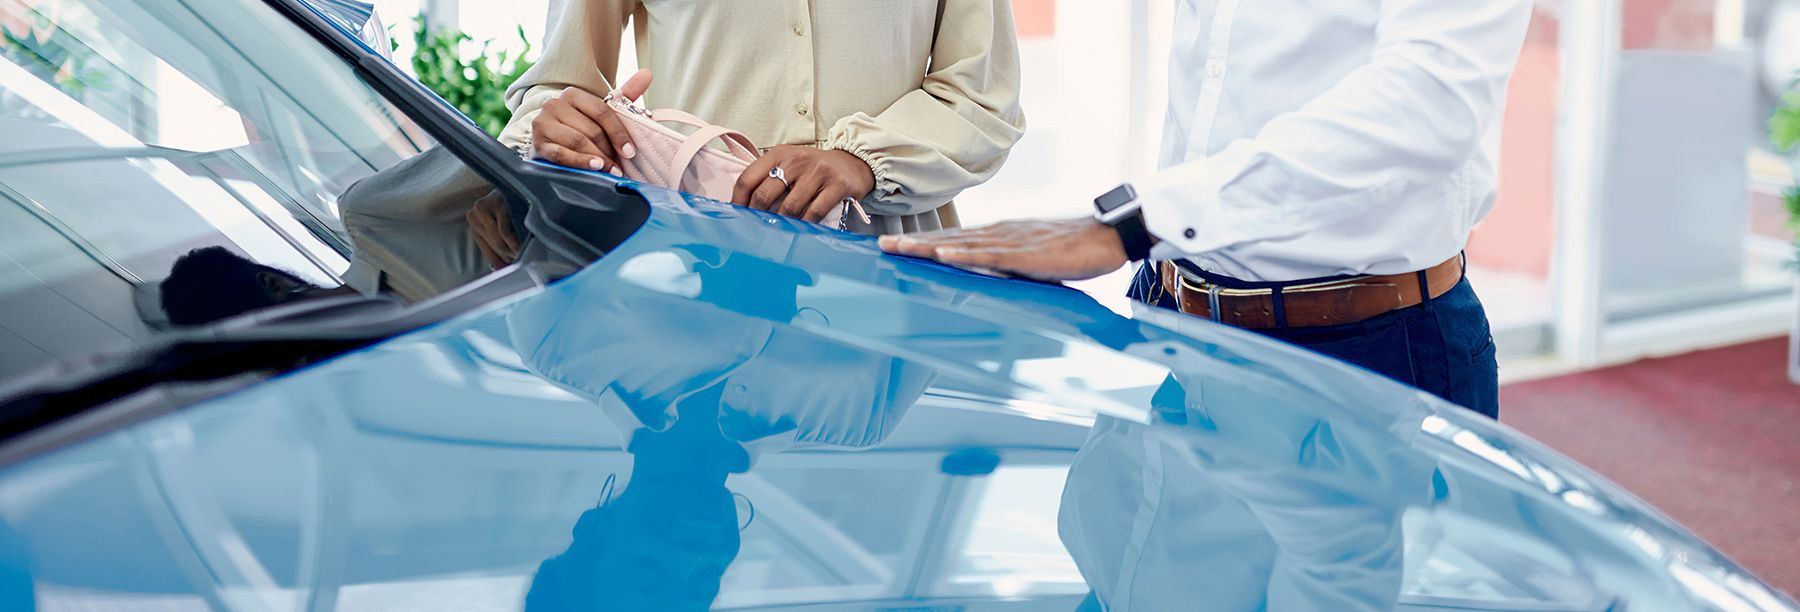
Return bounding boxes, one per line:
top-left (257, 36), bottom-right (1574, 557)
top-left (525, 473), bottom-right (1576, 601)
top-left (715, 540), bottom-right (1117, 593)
top-left (1502, 337), bottom-right (1800, 598)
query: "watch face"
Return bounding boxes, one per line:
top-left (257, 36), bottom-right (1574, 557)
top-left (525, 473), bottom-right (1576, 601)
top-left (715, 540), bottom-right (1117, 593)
top-left (1096, 185), bottom-right (1137, 214)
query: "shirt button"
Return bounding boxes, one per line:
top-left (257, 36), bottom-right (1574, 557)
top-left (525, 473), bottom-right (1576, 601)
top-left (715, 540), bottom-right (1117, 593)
top-left (1205, 60), bottom-right (1226, 78)
top-left (793, 24), bottom-right (806, 36)
top-left (797, 103), bottom-right (810, 117)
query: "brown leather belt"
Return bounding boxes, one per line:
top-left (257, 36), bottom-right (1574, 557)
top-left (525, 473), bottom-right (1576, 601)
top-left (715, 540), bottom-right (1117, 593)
top-left (1159, 255), bottom-right (1464, 329)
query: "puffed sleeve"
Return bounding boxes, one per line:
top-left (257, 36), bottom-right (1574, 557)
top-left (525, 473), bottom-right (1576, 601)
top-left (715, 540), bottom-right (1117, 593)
top-left (498, 0), bottom-right (639, 149)
top-left (823, 0), bottom-right (1026, 216)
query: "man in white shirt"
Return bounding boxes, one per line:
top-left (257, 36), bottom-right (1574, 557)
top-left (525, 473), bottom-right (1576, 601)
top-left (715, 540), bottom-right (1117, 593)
top-left (884, 0), bottom-right (1533, 418)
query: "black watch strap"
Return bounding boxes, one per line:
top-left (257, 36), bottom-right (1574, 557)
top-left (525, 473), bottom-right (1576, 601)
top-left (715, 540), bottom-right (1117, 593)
top-left (1113, 211), bottom-right (1153, 262)
top-left (1096, 183), bottom-right (1152, 262)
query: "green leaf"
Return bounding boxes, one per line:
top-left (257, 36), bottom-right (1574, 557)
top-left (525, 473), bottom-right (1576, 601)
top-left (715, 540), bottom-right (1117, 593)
top-left (1784, 187), bottom-right (1800, 269)
top-left (1784, 186), bottom-right (1800, 226)
top-left (399, 14), bottom-right (539, 137)
top-left (1774, 92), bottom-right (1800, 153)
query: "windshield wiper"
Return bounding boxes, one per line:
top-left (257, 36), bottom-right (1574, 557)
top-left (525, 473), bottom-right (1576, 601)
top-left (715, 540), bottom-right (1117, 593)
top-left (0, 264), bottom-right (549, 465)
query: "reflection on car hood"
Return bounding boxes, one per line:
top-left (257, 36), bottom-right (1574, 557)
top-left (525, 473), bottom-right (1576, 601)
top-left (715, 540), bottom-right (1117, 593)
top-left (0, 184), bottom-right (1791, 611)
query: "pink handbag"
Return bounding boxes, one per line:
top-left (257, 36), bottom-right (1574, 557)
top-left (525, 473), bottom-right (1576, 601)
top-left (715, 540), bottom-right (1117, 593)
top-left (602, 89), bottom-right (870, 229)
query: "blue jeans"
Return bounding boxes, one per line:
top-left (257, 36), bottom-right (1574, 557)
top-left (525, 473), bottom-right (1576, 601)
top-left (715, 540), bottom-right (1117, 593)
top-left (1128, 263), bottom-right (1500, 418)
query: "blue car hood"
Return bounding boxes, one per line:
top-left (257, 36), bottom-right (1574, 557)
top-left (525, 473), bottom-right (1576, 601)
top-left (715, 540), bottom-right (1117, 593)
top-left (0, 184), bottom-right (1790, 611)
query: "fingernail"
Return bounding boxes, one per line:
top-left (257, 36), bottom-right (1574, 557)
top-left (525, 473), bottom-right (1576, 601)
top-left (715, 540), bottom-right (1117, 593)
top-left (621, 142), bottom-right (637, 159)
top-left (610, 165), bottom-right (622, 175)
top-left (588, 158), bottom-right (605, 170)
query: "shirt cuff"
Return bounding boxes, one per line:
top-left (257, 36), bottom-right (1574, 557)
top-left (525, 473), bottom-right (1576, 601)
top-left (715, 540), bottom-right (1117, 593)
top-left (497, 87), bottom-right (559, 150)
top-left (1135, 167), bottom-right (1229, 257)
top-left (824, 115), bottom-right (898, 202)
top-left (1147, 240), bottom-right (1188, 263)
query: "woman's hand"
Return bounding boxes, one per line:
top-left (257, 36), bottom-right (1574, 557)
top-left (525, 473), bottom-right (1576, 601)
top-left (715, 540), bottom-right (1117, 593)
top-left (732, 146), bottom-right (876, 224)
top-left (467, 190), bottom-right (520, 270)
top-left (529, 69), bottom-right (653, 173)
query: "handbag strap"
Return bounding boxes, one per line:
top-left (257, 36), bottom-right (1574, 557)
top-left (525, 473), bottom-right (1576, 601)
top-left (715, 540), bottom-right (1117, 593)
top-left (667, 124), bottom-right (759, 184)
top-left (603, 90), bottom-right (761, 185)
top-left (649, 108), bottom-right (757, 159)
top-left (648, 108), bottom-right (711, 129)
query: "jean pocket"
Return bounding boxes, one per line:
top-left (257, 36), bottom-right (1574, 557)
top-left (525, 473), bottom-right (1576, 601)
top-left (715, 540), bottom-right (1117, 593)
top-left (1471, 335), bottom-right (1497, 361)
top-left (1430, 285), bottom-right (1500, 415)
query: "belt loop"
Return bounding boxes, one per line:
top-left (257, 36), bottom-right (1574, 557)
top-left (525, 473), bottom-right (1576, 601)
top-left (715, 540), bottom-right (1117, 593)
top-left (1206, 284), bottom-right (1225, 324)
top-left (1272, 286), bottom-right (1288, 331)
top-left (1416, 270), bottom-right (1434, 308)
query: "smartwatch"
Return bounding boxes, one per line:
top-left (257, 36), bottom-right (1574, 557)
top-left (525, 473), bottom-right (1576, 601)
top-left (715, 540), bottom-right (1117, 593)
top-left (1095, 184), bottom-right (1153, 262)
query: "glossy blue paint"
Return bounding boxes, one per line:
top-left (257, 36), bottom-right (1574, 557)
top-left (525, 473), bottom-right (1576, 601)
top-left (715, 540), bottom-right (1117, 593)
top-left (0, 179), bottom-right (1791, 611)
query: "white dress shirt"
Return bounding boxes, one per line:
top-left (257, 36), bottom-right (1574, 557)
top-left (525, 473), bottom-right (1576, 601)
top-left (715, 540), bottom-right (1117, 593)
top-left (1139, 0), bottom-right (1533, 282)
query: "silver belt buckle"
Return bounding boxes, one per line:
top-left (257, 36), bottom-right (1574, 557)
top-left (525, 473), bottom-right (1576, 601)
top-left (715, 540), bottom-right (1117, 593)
top-left (1206, 284), bottom-right (1224, 324)
top-left (1173, 264), bottom-right (1229, 324)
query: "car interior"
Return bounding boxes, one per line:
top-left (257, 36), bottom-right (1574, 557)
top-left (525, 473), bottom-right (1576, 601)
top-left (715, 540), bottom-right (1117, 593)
top-left (0, 0), bottom-right (473, 382)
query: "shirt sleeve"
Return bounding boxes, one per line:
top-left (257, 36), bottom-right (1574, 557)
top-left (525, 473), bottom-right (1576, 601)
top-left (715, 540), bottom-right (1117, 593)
top-left (823, 0), bottom-right (1027, 216)
top-left (1139, 0), bottom-right (1531, 259)
top-left (498, 0), bottom-right (638, 150)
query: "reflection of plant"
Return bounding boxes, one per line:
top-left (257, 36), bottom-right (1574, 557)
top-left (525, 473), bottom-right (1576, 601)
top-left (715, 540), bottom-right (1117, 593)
top-left (408, 16), bottom-right (533, 137)
top-left (1, 13), bottom-right (109, 97)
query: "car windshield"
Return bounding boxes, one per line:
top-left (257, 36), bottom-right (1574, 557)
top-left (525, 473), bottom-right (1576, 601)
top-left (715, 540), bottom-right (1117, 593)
top-left (0, 0), bottom-right (505, 382)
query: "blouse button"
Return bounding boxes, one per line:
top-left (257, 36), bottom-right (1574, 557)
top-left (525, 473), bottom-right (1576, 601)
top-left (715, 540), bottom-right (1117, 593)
top-left (797, 103), bottom-right (810, 117)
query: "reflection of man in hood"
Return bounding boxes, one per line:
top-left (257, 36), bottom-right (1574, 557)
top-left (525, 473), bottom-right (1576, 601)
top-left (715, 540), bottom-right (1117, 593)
top-left (1057, 308), bottom-right (1441, 612)
top-left (507, 240), bottom-right (937, 610)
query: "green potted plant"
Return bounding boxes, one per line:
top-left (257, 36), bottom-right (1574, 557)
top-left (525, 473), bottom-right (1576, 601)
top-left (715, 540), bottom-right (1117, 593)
top-left (406, 17), bottom-right (535, 138)
top-left (1774, 85), bottom-right (1800, 383)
